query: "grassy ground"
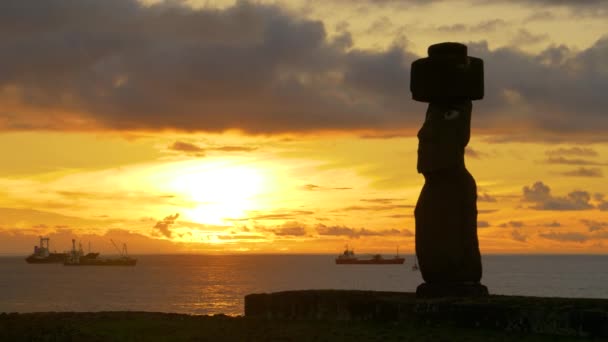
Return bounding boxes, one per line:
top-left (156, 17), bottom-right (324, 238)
top-left (0, 312), bottom-right (597, 341)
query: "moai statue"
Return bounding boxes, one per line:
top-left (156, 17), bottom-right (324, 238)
top-left (410, 42), bottom-right (488, 297)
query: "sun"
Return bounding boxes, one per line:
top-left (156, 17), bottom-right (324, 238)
top-left (167, 160), bottom-right (267, 225)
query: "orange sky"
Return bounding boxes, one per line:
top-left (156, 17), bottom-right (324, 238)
top-left (0, 0), bottom-right (607, 255)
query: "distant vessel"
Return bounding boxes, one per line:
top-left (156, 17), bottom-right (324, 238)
top-left (64, 239), bottom-right (137, 266)
top-left (335, 245), bottom-right (405, 265)
top-left (25, 237), bottom-right (66, 264)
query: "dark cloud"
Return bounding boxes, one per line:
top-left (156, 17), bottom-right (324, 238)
top-left (544, 157), bottom-right (606, 166)
top-left (546, 147), bottom-right (599, 157)
top-left (465, 147), bottom-right (488, 159)
top-left (365, 16), bottom-right (393, 34)
top-left (437, 23), bottom-right (467, 33)
top-left (0, 0), bottom-right (417, 134)
top-left (168, 141), bottom-right (257, 156)
top-left (0, 1), bottom-right (607, 141)
top-left (316, 224), bottom-right (411, 238)
top-left (539, 231), bottom-right (588, 243)
top-left (360, 198), bottom-right (402, 204)
top-left (334, 204), bottom-right (414, 212)
top-left (499, 221), bottom-right (525, 228)
top-left (560, 167), bottom-right (603, 178)
top-left (274, 226), bottom-right (307, 236)
top-left (213, 146), bottom-right (257, 152)
top-left (478, 0), bottom-right (608, 16)
top-left (581, 219), bottom-right (608, 232)
top-left (522, 181), bottom-right (594, 210)
top-left (478, 209), bottom-right (500, 214)
top-left (469, 37), bottom-right (608, 141)
top-left (523, 10), bottom-right (557, 22)
top-left (511, 229), bottom-right (527, 242)
top-left (478, 192), bottom-right (497, 202)
top-left (153, 213), bottom-right (179, 238)
top-left (509, 29), bottom-right (550, 46)
top-left (248, 210), bottom-right (314, 221)
top-left (301, 184), bottom-right (352, 191)
top-left (595, 194), bottom-right (608, 211)
top-left (169, 141), bottom-right (205, 154)
top-left (478, 220), bottom-right (491, 228)
top-left (217, 234), bottom-right (266, 241)
top-left (541, 221), bottom-right (561, 227)
top-left (437, 19), bottom-right (507, 33)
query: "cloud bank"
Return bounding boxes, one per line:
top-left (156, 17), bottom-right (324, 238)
top-left (0, 0), bottom-right (607, 141)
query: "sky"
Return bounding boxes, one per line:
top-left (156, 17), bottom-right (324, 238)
top-left (1, 0), bottom-right (608, 255)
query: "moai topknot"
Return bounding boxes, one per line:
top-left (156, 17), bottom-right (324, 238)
top-left (411, 42), bottom-right (488, 297)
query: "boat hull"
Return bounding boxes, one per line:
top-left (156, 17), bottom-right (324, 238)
top-left (336, 257), bottom-right (405, 265)
top-left (64, 258), bottom-right (137, 266)
top-left (25, 253), bottom-right (66, 264)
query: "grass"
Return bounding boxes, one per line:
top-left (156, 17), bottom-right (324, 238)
top-left (0, 312), bottom-right (596, 341)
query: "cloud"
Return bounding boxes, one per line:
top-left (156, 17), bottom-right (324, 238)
top-left (153, 213), bottom-right (180, 238)
top-left (301, 184), bottom-right (352, 191)
top-left (539, 231), bottom-right (588, 243)
top-left (595, 194), bottom-right (608, 211)
top-left (216, 234), bottom-right (266, 241)
top-left (169, 141), bottom-right (205, 154)
top-left (316, 224), bottom-right (411, 238)
top-left (499, 221), bottom-right (525, 228)
top-left (509, 28), bottom-right (550, 46)
top-left (268, 221), bottom-right (308, 237)
top-left (522, 181), bottom-right (594, 210)
top-left (334, 203), bottom-right (414, 212)
top-left (541, 221), bottom-right (561, 227)
top-left (481, 0), bottom-right (608, 17)
top-left (0, 1), bottom-right (606, 141)
top-left (168, 141), bottom-right (257, 156)
top-left (465, 147), bottom-right (488, 159)
top-left (248, 210), bottom-right (314, 221)
top-left (546, 147), bottom-right (599, 157)
top-left (478, 220), bottom-right (491, 228)
top-left (581, 219), bottom-right (608, 232)
top-left (0, 0), bottom-right (417, 134)
top-left (544, 157), bottom-right (606, 166)
top-left (560, 167), bottom-right (603, 178)
top-left (437, 19), bottom-right (507, 33)
top-left (478, 192), bottom-right (497, 202)
top-left (469, 37), bottom-right (608, 141)
top-left (523, 10), bottom-right (557, 22)
top-left (511, 229), bottom-right (527, 242)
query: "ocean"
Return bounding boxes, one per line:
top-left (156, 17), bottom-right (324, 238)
top-left (0, 255), bottom-right (606, 315)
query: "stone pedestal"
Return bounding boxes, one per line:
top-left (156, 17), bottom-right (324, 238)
top-left (416, 282), bottom-right (489, 298)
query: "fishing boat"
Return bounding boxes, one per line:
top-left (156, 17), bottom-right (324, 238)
top-left (335, 245), bottom-right (405, 265)
top-left (64, 239), bottom-right (136, 266)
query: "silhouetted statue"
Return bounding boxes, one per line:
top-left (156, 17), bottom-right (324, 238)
top-left (410, 42), bottom-right (488, 297)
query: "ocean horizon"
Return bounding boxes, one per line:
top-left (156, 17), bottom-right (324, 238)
top-left (1, 254), bottom-right (607, 315)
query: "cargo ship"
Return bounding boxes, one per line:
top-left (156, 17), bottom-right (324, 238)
top-left (335, 246), bottom-right (405, 265)
top-left (64, 239), bottom-right (136, 266)
top-left (25, 237), bottom-right (66, 264)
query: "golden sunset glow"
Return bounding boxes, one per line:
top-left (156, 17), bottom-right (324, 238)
top-left (166, 160), bottom-right (268, 225)
top-left (0, 0), bottom-right (607, 255)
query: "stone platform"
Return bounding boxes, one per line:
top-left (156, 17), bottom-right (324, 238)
top-left (245, 290), bottom-right (608, 338)
top-left (416, 282), bottom-right (489, 298)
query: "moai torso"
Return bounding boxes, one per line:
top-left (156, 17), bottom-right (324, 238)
top-left (414, 101), bottom-right (482, 283)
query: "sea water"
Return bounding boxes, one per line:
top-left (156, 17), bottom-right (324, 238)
top-left (0, 255), bottom-right (606, 315)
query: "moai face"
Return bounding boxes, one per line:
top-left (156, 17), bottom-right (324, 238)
top-left (417, 101), bottom-right (472, 174)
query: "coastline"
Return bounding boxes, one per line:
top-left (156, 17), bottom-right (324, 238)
top-left (2, 290), bottom-right (607, 340)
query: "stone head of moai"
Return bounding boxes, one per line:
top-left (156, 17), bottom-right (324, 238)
top-left (410, 42), bottom-right (488, 297)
